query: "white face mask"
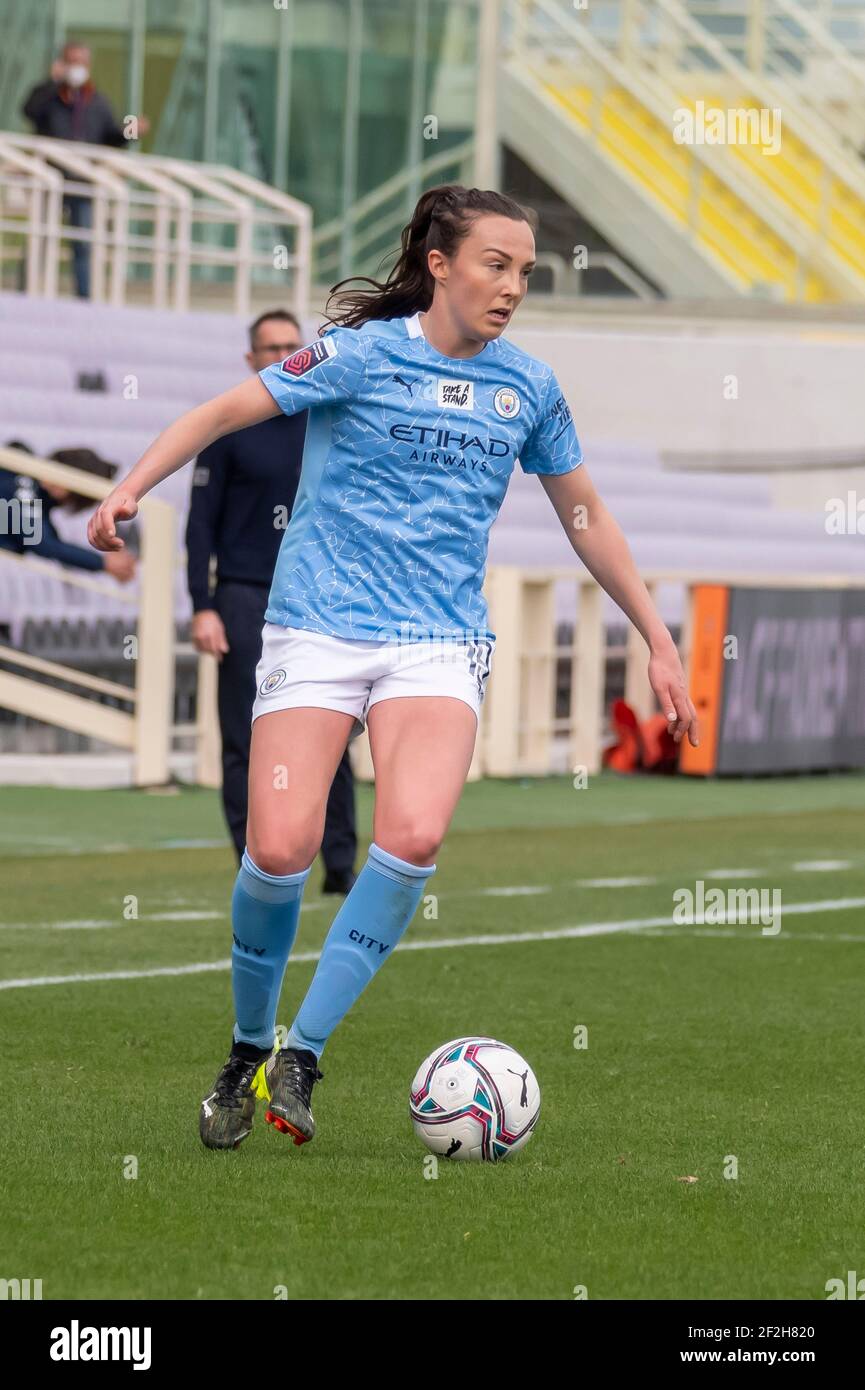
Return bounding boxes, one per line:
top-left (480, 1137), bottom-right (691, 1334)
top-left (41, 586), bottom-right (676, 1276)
top-left (64, 64), bottom-right (89, 88)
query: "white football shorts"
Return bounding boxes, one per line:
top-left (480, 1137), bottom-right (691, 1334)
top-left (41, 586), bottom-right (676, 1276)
top-left (251, 623), bottom-right (495, 739)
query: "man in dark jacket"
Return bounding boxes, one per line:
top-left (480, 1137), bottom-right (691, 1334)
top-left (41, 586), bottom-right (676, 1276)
top-left (186, 309), bottom-right (358, 891)
top-left (21, 41), bottom-right (149, 297)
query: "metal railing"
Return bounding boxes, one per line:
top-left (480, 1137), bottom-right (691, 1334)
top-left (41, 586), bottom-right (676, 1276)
top-left (482, 564), bottom-right (865, 778)
top-left (503, 0), bottom-right (827, 299)
top-left (6, 531), bottom-right (864, 783)
top-left (0, 445), bottom-right (176, 785)
top-left (683, 1), bottom-right (865, 151)
top-left (502, 0), bottom-right (865, 299)
top-left (0, 132), bottom-right (312, 316)
top-left (655, 0), bottom-right (865, 288)
top-left (312, 138), bottom-right (476, 285)
top-left (193, 563), bottom-right (865, 786)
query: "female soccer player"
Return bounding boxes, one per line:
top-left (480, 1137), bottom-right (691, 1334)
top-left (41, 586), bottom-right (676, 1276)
top-left (89, 185), bottom-right (698, 1152)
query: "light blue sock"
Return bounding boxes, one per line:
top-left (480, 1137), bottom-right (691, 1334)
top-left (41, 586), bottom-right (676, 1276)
top-left (284, 842), bottom-right (436, 1059)
top-left (231, 849), bottom-right (311, 1051)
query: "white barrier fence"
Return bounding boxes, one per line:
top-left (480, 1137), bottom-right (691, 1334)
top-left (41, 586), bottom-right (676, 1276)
top-left (195, 565), bottom-right (865, 786)
top-left (0, 132), bottom-right (311, 316)
top-left (3, 446), bottom-right (864, 785)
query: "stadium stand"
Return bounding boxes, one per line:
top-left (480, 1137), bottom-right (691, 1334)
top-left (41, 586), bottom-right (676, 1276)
top-left (2, 284), bottom-right (861, 784)
top-left (2, 290), bottom-right (862, 656)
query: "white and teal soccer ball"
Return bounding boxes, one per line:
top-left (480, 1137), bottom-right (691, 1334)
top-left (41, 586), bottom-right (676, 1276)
top-left (409, 1036), bottom-right (540, 1162)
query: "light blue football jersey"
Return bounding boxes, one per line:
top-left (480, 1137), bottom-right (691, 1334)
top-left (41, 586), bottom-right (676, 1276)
top-left (258, 310), bottom-right (582, 643)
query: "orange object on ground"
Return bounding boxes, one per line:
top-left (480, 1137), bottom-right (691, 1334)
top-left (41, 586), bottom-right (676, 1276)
top-left (603, 699), bottom-right (642, 771)
top-left (679, 585), bottom-right (729, 776)
top-left (602, 700), bottom-right (678, 773)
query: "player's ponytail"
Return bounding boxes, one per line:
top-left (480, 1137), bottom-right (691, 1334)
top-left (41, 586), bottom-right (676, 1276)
top-left (320, 184), bottom-right (537, 332)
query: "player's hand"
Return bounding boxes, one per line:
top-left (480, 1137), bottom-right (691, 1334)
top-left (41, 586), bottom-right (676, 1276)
top-left (88, 490), bottom-right (138, 551)
top-left (648, 638), bottom-right (699, 747)
top-left (191, 609), bottom-right (229, 660)
top-left (103, 551), bottom-right (137, 583)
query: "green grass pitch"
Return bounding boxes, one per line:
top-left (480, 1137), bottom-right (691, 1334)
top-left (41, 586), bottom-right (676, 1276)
top-left (2, 771), bottom-right (864, 1300)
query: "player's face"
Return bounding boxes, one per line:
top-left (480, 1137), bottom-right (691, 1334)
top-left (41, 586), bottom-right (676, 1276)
top-left (448, 215), bottom-right (536, 341)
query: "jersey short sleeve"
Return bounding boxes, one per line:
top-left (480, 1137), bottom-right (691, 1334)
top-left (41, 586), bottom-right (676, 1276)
top-left (258, 326), bottom-right (369, 416)
top-left (518, 369), bottom-right (583, 476)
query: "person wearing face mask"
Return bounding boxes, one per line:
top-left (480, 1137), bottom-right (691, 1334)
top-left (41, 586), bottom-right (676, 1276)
top-left (21, 42), bottom-right (150, 297)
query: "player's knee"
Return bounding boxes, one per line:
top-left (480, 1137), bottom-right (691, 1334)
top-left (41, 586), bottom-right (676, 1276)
top-left (246, 831), bottom-right (319, 878)
top-left (376, 824), bottom-right (443, 868)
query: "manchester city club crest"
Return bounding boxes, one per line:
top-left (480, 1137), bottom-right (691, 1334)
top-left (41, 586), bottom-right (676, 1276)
top-left (493, 386), bottom-right (521, 419)
top-left (259, 669), bottom-right (287, 696)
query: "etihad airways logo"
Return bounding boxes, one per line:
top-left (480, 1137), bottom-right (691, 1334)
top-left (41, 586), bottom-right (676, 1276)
top-left (389, 423), bottom-right (510, 458)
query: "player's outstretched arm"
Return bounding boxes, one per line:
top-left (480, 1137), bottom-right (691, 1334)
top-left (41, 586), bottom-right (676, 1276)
top-left (540, 465), bottom-right (699, 749)
top-left (88, 376), bottom-right (279, 552)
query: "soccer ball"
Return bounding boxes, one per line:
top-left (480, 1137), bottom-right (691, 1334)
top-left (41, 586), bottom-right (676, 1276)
top-left (409, 1036), bottom-right (540, 1161)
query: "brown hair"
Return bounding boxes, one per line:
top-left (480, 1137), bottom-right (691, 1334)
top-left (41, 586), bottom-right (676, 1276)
top-left (50, 447), bottom-right (118, 513)
top-left (320, 184), bottom-right (538, 332)
top-left (248, 308), bottom-right (301, 349)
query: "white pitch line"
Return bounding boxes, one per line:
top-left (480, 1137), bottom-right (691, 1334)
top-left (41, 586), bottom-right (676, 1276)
top-left (159, 839), bottom-right (235, 849)
top-left (0, 836), bottom-right (239, 856)
top-left (3, 832), bottom-right (864, 936)
top-left (577, 876), bottom-right (657, 888)
top-left (0, 901), bottom-right (332, 931)
top-left (2, 862), bottom-right (863, 931)
top-left (792, 860), bottom-right (852, 872)
top-left (0, 880), bottom-right (665, 930)
top-left (0, 915), bottom-right (223, 932)
top-left (478, 885), bottom-right (550, 897)
top-left (702, 868), bottom-right (762, 879)
top-left (69, 910), bottom-right (222, 929)
top-left (643, 926), bottom-right (865, 944)
top-left (2, 896), bottom-right (865, 991)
